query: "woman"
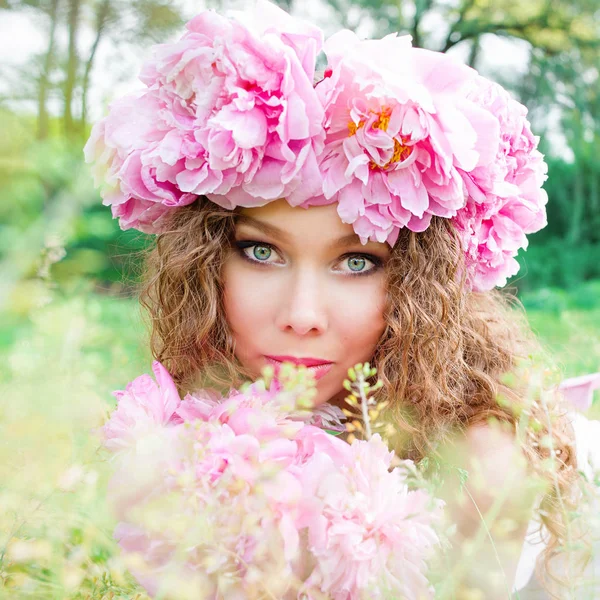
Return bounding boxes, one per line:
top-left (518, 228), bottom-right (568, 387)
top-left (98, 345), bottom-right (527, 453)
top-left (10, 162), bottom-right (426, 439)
top-left (139, 196), bottom-right (593, 598)
top-left (85, 1), bottom-right (599, 596)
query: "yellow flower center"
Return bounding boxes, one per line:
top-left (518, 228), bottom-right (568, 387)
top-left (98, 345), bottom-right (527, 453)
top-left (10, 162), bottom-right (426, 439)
top-left (372, 107), bottom-right (391, 131)
top-left (347, 108), bottom-right (413, 171)
top-left (348, 120), bottom-right (365, 136)
top-left (371, 138), bottom-right (413, 171)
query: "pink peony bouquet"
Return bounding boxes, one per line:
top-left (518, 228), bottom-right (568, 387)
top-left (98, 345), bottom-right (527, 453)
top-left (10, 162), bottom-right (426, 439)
top-left (100, 361), bottom-right (443, 599)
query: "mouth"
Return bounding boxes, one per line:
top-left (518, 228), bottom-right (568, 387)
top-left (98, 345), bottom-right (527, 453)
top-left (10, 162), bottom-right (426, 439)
top-left (264, 355), bottom-right (334, 381)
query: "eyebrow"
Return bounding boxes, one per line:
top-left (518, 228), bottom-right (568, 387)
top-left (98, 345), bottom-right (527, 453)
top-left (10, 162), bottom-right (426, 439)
top-left (234, 214), bottom-right (367, 249)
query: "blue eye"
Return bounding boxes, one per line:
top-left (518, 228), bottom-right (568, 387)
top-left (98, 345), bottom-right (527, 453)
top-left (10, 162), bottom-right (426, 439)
top-left (252, 245), bottom-right (272, 261)
top-left (235, 241), bottom-right (280, 264)
top-left (347, 256), bottom-right (366, 272)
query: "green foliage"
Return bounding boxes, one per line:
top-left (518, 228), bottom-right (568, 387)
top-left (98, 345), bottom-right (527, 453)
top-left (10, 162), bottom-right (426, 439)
top-left (319, 0), bottom-right (600, 56)
top-left (512, 240), bottom-right (600, 291)
top-left (520, 280), bottom-right (600, 381)
top-left (508, 147), bottom-right (600, 291)
top-left (0, 110), bottom-right (152, 292)
top-left (537, 154), bottom-right (600, 246)
top-left (0, 288), bottom-right (151, 598)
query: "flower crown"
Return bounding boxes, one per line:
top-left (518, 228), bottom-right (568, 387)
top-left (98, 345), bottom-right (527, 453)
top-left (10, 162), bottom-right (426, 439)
top-left (84, 0), bottom-right (548, 292)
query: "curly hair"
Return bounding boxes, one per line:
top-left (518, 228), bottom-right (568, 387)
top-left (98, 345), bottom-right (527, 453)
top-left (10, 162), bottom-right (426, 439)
top-left (139, 195), bottom-right (588, 597)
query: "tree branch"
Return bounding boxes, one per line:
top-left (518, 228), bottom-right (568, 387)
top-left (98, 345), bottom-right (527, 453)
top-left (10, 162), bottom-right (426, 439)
top-left (37, 0), bottom-right (60, 140)
top-left (441, 0), bottom-right (477, 54)
top-left (411, 0), bottom-right (434, 49)
top-left (467, 34), bottom-right (480, 68)
top-left (80, 0), bottom-right (111, 130)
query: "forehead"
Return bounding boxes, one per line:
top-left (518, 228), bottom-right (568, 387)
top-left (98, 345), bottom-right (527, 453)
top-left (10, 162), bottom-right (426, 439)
top-left (235, 200), bottom-right (389, 253)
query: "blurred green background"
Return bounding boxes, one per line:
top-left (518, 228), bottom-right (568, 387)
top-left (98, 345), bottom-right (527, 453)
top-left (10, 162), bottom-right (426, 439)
top-left (0, 0), bottom-right (599, 596)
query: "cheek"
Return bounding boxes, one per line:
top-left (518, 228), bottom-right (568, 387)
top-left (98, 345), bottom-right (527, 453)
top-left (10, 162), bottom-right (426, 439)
top-left (331, 278), bottom-right (387, 352)
top-left (222, 260), bottom-right (278, 360)
top-left (315, 278), bottom-right (387, 408)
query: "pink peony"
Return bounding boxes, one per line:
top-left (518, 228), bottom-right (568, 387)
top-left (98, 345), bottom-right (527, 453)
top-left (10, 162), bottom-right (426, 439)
top-left (111, 421), bottom-right (304, 599)
top-left (453, 76), bottom-right (548, 291)
top-left (113, 522), bottom-right (186, 597)
top-left (101, 361), bottom-right (182, 452)
top-left (311, 30), bottom-right (496, 245)
top-left (101, 363), bottom-right (443, 599)
top-left (298, 434), bottom-right (443, 599)
top-left (102, 367), bottom-right (310, 598)
top-left (84, 0), bottom-right (326, 233)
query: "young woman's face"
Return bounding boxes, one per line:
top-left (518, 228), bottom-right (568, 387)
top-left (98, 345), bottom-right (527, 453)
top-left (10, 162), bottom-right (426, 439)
top-left (222, 199), bottom-right (390, 408)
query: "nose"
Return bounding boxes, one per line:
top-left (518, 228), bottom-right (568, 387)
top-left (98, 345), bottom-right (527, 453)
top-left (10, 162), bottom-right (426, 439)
top-left (274, 265), bottom-right (328, 336)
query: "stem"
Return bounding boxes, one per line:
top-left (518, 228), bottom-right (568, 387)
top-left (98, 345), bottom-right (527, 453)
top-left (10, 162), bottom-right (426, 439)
top-left (462, 485), bottom-right (514, 599)
top-left (538, 390), bottom-right (575, 598)
top-left (357, 372), bottom-right (372, 440)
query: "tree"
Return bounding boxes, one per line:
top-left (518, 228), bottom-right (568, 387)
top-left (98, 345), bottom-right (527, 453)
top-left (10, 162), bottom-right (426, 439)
top-left (320, 0), bottom-right (600, 56)
top-left (3, 0), bottom-right (187, 140)
top-left (516, 47), bottom-right (600, 245)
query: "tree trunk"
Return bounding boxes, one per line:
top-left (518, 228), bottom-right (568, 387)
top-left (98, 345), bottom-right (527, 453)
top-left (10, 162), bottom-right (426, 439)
top-left (37, 0), bottom-right (60, 140)
top-left (590, 162), bottom-right (599, 216)
top-left (411, 0), bottom-right (434, 49)
top-left (567, 133), bottom-right (584, 246)
top-left (468, 35), bottom-right (481, 69)
top-left (63, 0), bottom-right (82, 137)
top-left (80, 0), bottom-right (111, 131)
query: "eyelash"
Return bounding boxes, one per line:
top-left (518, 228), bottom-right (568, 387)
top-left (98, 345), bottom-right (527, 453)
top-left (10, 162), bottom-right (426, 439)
top-left (233, 240), bottom-right (383, 277)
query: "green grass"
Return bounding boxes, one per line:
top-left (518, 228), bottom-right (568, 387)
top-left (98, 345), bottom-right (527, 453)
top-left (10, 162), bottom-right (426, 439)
top-left (527, 304), bottom-right (600, 377)
top-left (0, 288), bottom-right (152, 598)
top-left (521, 281), bottom-right (600, 419)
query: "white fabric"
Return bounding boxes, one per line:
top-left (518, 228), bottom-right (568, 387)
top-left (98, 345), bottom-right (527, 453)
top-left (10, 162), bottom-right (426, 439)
top-left (512, 412), bottom-right (600, 592)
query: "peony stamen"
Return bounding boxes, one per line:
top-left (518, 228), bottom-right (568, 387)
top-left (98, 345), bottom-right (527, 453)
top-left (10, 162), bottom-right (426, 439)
top-left (388, 137), bottom-right (412, 165)
top-left (372, 107), bottom-right (392, 131)
top-left (369, 137), bottom-right (413, 171)
top-left (348, 120), bottom-right (365, 136)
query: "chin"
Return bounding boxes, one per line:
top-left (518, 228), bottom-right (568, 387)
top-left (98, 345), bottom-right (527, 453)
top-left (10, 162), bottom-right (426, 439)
top-left (309, 382), bottom-right (345, 409)
top-left (309, 389), bottom-right (333, 408)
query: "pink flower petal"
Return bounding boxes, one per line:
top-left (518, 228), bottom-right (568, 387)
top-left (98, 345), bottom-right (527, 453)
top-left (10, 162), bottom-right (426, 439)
top-left (558, 373), bottom-right (600, 412)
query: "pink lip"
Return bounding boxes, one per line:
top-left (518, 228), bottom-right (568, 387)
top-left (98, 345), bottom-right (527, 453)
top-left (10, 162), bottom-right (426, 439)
top-left (264, 356), bottom-right (334, 381)
top-left (265, 355), bottom-right (333, 367)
